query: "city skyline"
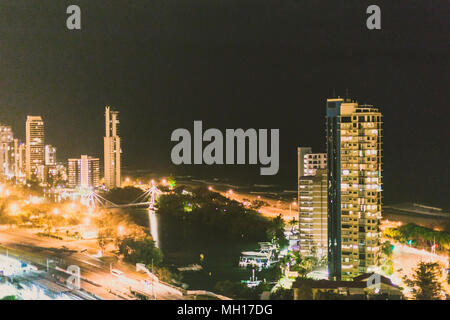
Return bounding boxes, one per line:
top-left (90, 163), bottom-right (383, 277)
top-left (0, 1), bottom-right (447, 207)
top-left (0, 0), bottom-right (447, 304)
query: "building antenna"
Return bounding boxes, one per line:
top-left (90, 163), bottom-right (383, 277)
top-left (345, 88), bottom-right (349, 99)
top-left (332, 88), bottom-right (336, 98)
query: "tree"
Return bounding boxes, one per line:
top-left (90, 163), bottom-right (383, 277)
top-left (403, 262), bottom-right (443, 300)
top-left (266, 214), bottom-right (288, 248)
top-left (381, 241), bottom-right (394, 257)
top-left (117, 236), bottom-right (163, 267)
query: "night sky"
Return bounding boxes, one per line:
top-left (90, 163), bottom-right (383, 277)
top-left (0, 1), bottom-right (448, 206)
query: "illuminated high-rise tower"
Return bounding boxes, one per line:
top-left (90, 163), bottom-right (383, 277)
top-left (326, 98), bottom-right (382, 281)
top-left (68, 155), bottom-right (100, 189)
top-left (25, 116), bottom-right (45, 180)
top-left (104, 106), bottom-right (121, 189)
top-left (298, 148), bottom-right (328, 258)
top-left (45, 145), bottom-right (56, 165)
top-left (0, 124), bottom-right (14, 179)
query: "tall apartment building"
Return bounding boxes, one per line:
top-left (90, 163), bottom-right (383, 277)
top-left (16, 140), bottom-right (26, 180)
top-left (104, 106), bottom-right (121, 189)
top-left (25, 116), bottom-right (45, 180)
top-left (0, 125), bottom-right (14, 178)
top-left (326, 98), bottom-right (382, 281)
top-left (68, 155), bottom-right (100, 189)
top-left (298, 148), bottom-right (328, 257)
top-left (45, 145), bottom-right (56, 165)
top-left (298, 169), bottom-right (327, 257)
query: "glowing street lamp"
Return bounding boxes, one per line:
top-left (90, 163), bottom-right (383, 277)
top-left (289, 201), bottom-right (297, 216)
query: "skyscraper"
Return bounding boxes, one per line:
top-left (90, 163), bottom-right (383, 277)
top-left (68, 155), bottom-right (100, 189)
top-left (25, 116), bottom-right (45, 180)
top-left (17, 141), bottom-right (26, 181)
top-left (298, 148), bottom-right (328, 257)
top-left (45, 145), bottom-right (56, 165)
top-left (326, 98), bottom-right (383, 281)
top-left (298, 168), bottom-right (327, 257)
top-left (104, 106), bottom-right (121, 189)
top-left (0, 124), bottom-right (14, 179)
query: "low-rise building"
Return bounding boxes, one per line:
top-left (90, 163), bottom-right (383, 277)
top-left (292, 273), bottom-right (402, 300)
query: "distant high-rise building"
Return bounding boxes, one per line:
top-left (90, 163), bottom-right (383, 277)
top-left (298, 148), bottom-right (328, 258)
top-left (25, 116), bottom-right (45, 180)
top-left (0, 125), bottom-right (14, 178)
top-left (298, 169), bottom-right (328, 257)
top-left (104, 106), bottom-right (121, 189)
top-left (326, 98), bottom-right (383, 281)
top-left (68, 155), bottom-right (100, 189)
top-left (17, 142), bottom-right (26, 180)
top-left (45, 145), bottom-right (56, 165)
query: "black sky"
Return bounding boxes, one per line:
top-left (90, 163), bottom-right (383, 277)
top-left (0, 1), bottom-right (448, 206)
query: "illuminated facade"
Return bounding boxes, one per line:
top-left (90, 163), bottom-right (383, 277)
top-left (68, 155), bottom-right (100, 189)
top-left (303, 153), bottom-right (327, 176)
top-left (297, 147), bottom-right (312, 179)
top-left (25, 116), bottom-right (45, 180)
top-left (326, 98), bottom-right (383, 281)
top-left (298, 168), bottom-right (327, 257)
top-left (0, 125), bottom-right (14, 179)
top-left (104, 106), bottom-right (121, 189)
top-left (298, 148), bottom-right (327, 257)
top-left (16, 140), bottom-right (26, 181)
top-left (45, 145), bottom-right (56, 165)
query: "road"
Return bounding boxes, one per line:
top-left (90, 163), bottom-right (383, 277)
top-left (0, 228), bottom-right (185, 300)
